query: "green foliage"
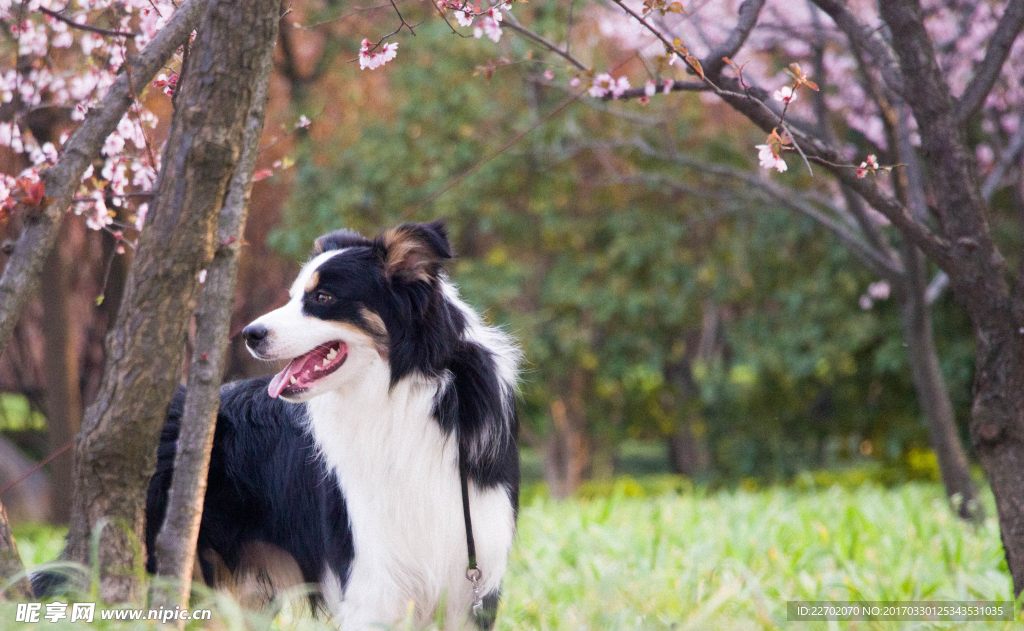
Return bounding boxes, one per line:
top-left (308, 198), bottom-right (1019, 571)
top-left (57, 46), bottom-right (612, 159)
top-left (272, 15), bottom-right (976, 481)
top-left (8, 482), bottom-right (1015, 629)
top-left (0, 394), bottom-right (47, 432)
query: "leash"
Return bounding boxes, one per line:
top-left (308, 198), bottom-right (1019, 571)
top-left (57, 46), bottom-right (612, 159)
top-left (458, 440), bottom-right (485, 621)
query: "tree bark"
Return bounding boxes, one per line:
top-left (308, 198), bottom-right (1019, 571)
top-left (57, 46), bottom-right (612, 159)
top-left (879, 0), bottom-right (1024, 594)
top-left (41, 223), bottom-right (83, 524)
top-left (65, 0), bottom-right (280, 603)
top-left (152, 14), bottom-right (278, 610)
top-left (0, 499), bottom-right (32, 600)
top-left (0, 0), bottom-right (202, 359)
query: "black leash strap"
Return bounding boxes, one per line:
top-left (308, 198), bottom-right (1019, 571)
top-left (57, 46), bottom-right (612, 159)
top-left (458, 441), bottom-right (485, 619)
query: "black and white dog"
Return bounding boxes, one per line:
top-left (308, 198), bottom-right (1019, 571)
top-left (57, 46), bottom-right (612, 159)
top-left (146, 221), bottom-right (520, 629)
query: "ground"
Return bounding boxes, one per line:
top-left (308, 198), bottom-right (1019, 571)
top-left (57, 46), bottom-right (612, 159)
top-left (3, 479), bottom-right (1016, 630)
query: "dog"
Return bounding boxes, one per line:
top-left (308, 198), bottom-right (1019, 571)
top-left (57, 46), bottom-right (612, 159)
top-left (145, 221), bottom-right (520, 630)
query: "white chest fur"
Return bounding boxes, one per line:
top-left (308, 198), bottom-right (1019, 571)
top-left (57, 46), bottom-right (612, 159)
top-left (305, 365), bottom-right (515, 630)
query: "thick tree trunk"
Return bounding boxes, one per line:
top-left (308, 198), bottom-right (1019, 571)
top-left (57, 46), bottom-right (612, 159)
top-left (544, 371), bottom-right (592, 498)
top-left (970, 324), bottom-right (1024, 593)
top-left (152, 16), bottom-right (278, 610)
top-left (65, 0), bottom-right (278, 603)
top-left (898, 247), bottom-right (982, 521)
top-left (41, 225), bottom-right (82, 524)
top-left (0, 499), bottom-right (32, 600)
top-left (880, 0), bottom-right (1024, 595)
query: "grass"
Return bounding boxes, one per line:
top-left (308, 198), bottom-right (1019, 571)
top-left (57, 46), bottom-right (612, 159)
top-left (3, 479), bottom-right (1018, 629)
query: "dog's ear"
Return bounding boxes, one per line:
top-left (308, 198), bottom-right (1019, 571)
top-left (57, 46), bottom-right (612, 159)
top-left (312, 228), bottom-right (371, 256)
top-left (377, 220), bottom-right (452, 283)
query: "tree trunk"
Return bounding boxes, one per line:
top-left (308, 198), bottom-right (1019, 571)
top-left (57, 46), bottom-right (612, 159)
top-left (0, 499), bottom-right (32, 600)
top-left (544, 371), bottom-right (592, 498)
top-left (898, 246), bottom-right (982, 521)
top-left (41, 224), bottom-right (82, 524)
top-left (65, 0), bottom-right (279, 603)
top-left (667, 300), bottom-right (716, 478)
top-left (152, 15), bottom-right (278, 610)
top-left (880, 0), bottom-right (1024, 595)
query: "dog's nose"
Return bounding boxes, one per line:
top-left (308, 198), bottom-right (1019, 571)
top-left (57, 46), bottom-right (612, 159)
top-left (242, 324), bottom-right (269, 347)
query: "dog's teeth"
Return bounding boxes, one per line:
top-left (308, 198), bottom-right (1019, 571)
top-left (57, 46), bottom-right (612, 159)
top-left (322, 357), bottom-right (331, 367)
top-left (289, 376), bottom-right (297, 385)
top-left (326, 348), bottom-right (338, 360)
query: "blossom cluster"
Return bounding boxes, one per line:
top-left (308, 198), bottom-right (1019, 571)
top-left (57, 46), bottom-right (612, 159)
top-left (0, 0), bottom-right (178, 238)
top-left (359, 39), bottom-right (399, 70)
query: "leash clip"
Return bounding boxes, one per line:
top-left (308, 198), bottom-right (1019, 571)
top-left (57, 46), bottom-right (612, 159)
top-left (466, 566), bottom-right (483, 614)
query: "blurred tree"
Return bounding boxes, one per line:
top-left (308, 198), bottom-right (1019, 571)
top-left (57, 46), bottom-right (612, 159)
top-left (275, 17), bottom-right (969, 499)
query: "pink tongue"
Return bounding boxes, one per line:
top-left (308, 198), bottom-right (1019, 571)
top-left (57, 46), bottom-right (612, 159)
top-left (267, 358), bottom-right (306, 399)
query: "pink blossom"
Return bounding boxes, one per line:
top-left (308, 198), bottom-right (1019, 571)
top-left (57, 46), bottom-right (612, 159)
top-left (569, 77), bottom-right (581, 87)
top-left (773, 85), bottom-right (797, 103)
top-left (134, 202), bottom-right (149, 230)
top-left (473, 17), bottom-right (502, 42)
top-left (296, 114), bottom-right (311, 129)
top-left (867, 280), bottom-right (890, 300)
top-left (644, 79), bottom-right (656, 97)
top-left (543, 70), bottom-right (554, 80)
top-left (662, 79), bottom-right (673, 94)
top-left (756, 144), bottom-right (787, 173)
top-left (589, 73), bottom-right (614, 98)
top-left (588, 73), bottom-right (630, 99)
top-left (856, 154), bottom-right (878, 178)
top-left (454, 10), bottom-right (473, 27)
top-left (359, 39), bottom-right (398, 70)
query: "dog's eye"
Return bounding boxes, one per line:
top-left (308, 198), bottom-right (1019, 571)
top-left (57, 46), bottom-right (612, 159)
top-left (314, 290), bottom-right (335, 305)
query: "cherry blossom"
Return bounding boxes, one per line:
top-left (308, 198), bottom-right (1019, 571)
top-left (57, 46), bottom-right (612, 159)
top-left (0, 0), bottom-right (178, 239)
top-left (359, 39), bottom-right (399, 70)
top-left (756, 143), bottom-right (787, 173)
top-left (773, 86), bottom-right (797, 104)
top-left (588, 73), bottom-right (630, 99)
top-left (856, 154), bottom-right (879, 179)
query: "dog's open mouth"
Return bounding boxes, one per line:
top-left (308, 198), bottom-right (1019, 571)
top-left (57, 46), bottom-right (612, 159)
top-left (267, 341), bottom-right (348, 399)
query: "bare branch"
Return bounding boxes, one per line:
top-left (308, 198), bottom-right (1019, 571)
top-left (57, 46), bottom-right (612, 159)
top-left (702, 0), bottom-right (766, 78)
top-left (606, 79), bottom-right (707, 101)
top-left (955, 0), bottom-right (1024, 122)
top-left (810, 0), bottom-right (904, 97)
top-left (503, 13), bottom-right (589, 71)
top-left (629, 139), bottom-right (904, 281)
top-left (981, 119), bottom-right (1024, 201)
top-left (38, 7), bottom-right (140, 38)
top-left (0, 0), bottom-right (202, 358)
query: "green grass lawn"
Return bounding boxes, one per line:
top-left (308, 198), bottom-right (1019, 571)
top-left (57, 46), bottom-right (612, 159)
top-left (4, 479), bottom-right (1018, 629)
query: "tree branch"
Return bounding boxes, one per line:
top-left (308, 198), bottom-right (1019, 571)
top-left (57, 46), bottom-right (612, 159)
top-left (503, 13), bottom-right (589, 71)
top-left (954, 0), bottom-right (1024, 122)
top-left (881, 0), bottom-right (1008, 311)
top-left (0, 0), bottom-right (202, 359)
top-left (629, 139), bottom-right (905, 281)
top-left (809, 0), bottom-right (904, 97)
top-left (981, 119), bottom-right (1024, 201)
top-left (38, 7), bottom-right (140, 38)
top-left (701, 0), bottom-right (766, 78)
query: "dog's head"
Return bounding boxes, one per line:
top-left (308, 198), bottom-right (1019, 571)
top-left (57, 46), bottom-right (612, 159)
top-left (243, 220), bottom-right (464, 402)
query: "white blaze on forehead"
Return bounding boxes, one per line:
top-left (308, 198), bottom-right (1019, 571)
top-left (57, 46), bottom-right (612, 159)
top-left (289, 249), bottom-right (347, 300)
